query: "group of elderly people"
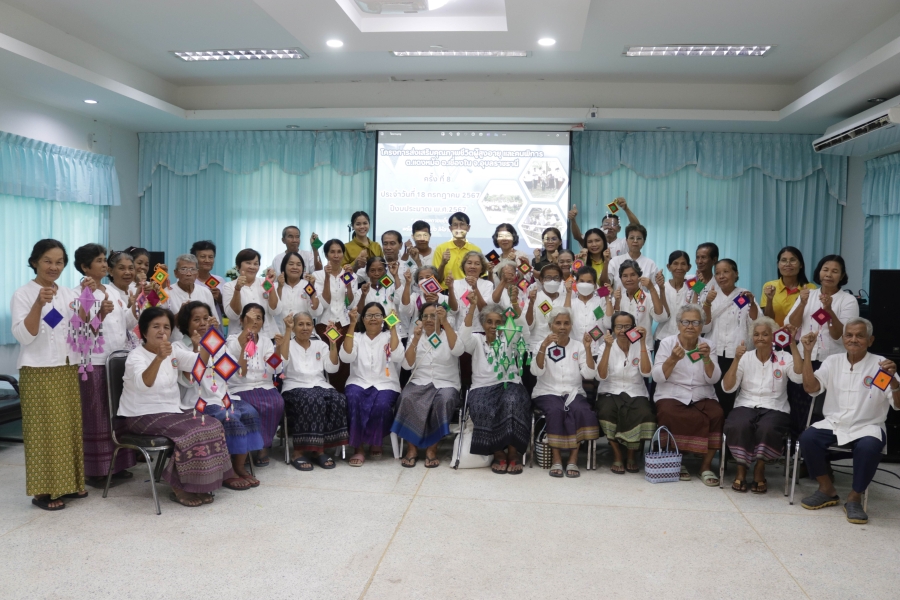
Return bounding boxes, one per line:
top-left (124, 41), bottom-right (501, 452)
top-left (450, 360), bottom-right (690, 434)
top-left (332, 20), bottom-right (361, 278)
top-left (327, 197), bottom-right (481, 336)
top-left (11, 201), bottom-right (899, 525)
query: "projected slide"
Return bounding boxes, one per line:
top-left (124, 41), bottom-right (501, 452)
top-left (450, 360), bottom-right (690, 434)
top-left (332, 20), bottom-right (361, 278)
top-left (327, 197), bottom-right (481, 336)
top-left (375, 130), bottom-right (570, 254)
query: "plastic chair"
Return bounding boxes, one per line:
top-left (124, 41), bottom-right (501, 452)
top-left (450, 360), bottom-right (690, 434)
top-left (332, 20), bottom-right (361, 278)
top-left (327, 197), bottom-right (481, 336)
top-left (789, 396), bottom-right (869, 511)
top-left (102, 350), bottom-right (174, 515)
top-left (719, 429), bottom-right (792, 496)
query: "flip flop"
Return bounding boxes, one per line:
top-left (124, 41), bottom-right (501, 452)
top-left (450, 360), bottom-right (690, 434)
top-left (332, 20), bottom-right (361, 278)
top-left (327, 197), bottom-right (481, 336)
top-left (291, 457), bottom-right (314, 472)
top-left (732, 479), bottom-right (748, 493)
top-left (60, 490), bottom-right (89, 499)
top-left (491, 459), bottom-right (508, 474)
top-left (611, 461), bottom-right (625, 475)
top-left (625, 462), bottom-right (640, 473)
top-left (222, 477), bottom-right (251, 491)
top-left (31, 496), bottom-right (65, 511)
top-left (751, 479), bottom-right (768, 494)
top-left (424, 457), bottom-right (440, 468)
top-left (315, 454), bottom-right (336, 469)
top-left (243, 476), bottom-right (261, 488)
top-left (400, 456), bottom-right (417, 468)
top-left (507, 460), bottom-right (523, 475)
top-left (549, 463), bottom-right (564, 478)
top-left (349, 453), bottom-right (366, 467)
top-left (252, 455), bottom-right (270, 467)
top-left (168, 492), bottom-right (202, 508)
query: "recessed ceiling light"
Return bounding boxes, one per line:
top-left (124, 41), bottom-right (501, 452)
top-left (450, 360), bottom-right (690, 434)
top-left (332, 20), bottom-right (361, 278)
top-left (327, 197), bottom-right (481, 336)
top-left (83, 99), bottom-right (98, 104)
top-left (171, 48), bottom-right (308, 61)
top-left (657, 126), bottom-right (670, 130)
top-left (868, 98), bottom-right (887, 103)
top-left (538, 38), bottom-right (556, 47)
top-left (624, 45), bottom-right (772, 57)
top-left (391, 50), bottom-right (527, 57)
top-left (327, 39), bottom-right (344, 48)
top-left (286, 125), bottom-right (301, 129)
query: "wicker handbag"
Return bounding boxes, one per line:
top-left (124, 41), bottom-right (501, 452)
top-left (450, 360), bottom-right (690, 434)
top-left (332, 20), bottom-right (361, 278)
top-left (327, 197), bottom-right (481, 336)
top-left (533, 420), bottom-right (553, 469)
top-left (645, 426), bottom-right (682, 484)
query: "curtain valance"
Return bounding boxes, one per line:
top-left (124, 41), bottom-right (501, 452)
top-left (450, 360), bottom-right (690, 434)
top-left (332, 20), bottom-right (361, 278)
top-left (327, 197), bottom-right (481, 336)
top-left (0, 131), bottom-right (121, 206)
top-left (572, 131), bottom-right (847, 204)
top-left (138, 130), bottom-right (376, 198)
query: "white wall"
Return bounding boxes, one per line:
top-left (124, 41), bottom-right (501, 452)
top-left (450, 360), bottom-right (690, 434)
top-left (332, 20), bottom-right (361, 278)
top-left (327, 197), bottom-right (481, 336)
top-left (0, 88), bottom-right (140, 375)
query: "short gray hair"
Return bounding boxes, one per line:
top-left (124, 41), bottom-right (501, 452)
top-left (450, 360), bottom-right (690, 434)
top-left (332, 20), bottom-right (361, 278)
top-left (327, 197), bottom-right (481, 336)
top-left (415, 265), bottom-right (438, 281)
top-left (493, 258), bottom-right (518, 284)
top-left (547, 306), bottom-right (573, 323)
top-left (282, 225), bottom-right (300, 238)
top-left (292, 311), bottom-right (315, 325)
top-left (108, 251), bottom-right (133, 269)
top-left (844, 317), bottom-right (873, 337)
top-left (618, 259), bottom-right (643, 278)
top-left (747, 316), bottom-right (778, 338)
top-left (479, 303), bottom-right (505, 327)
top-left (675, 303), bottom-right (703, 322)
top-left (175, 253), bottom-right (198, 268)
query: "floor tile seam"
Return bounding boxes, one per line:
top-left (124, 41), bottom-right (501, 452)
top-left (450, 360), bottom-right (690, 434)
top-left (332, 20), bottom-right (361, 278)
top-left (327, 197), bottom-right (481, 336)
top-left (728, 492), bottom-right (812, 599)
top-left (358, 468), bottom-right (429, 600)
top-left (248, 481), bottom-right (420, 497)
top-left (411, 491), bottom-right (742, 513)
top-left (0, 515), bottom-right (42, 540)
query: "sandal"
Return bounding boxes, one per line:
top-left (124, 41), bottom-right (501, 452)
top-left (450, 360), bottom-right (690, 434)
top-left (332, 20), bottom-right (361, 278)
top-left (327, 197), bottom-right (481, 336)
top-left (700, 470), bottom-right (719, 487)
top-left (610, 461), bottom-right (625, 475)
top-left (61, 490), bottom-right (89, 499)
top-left (291, 457), bottom-right (314, 472)
top-left (222, 477), bottom-right (251, 491)
top-left (507, 460), bottom-right (523, 475)
top-left (315, 454), bottom-right (336, 470)
top-left (625, 462), bottom-right (640, 473)
top-left (679, 465), bottom-right (691, 481)
top-left (491, 459), bottom-right (508, 474)
top-left (565, 464), bottom-right (580, 478)
top-left (549, 463), bottom-right (564, 478)
top-left (31, 496), bottom-right (65, 511)
top-left (168, 491), bottom-right (202, 507)
top-left (252, 454), bottom-right (270, 467)
top-left (243, 476), bottom-right (260, 488)
top-left (400, 456), bottom-right (417, 468)
top-left (197, 493), bottom-right (215, 504)
top-left (370, 448), bottom-right (383, 459)
top-left (349, 453), bottom-right (365, 467)
top-left (732, 479), bottom-right (748, 493)
top-left (800, 490), bottom-right (840, 510)
top-left (424, 456), bottom-right (440, 468)
top-left (751, 479), bottom-right (768, 494)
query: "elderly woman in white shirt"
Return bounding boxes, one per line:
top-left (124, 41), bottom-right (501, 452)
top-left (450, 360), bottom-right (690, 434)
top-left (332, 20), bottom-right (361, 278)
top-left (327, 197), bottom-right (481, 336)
top-left (392, 301), bottom-right (465, 468)
top-left (315, 239), bottom-right (357, 392)
top-left (340, 303), bottom-right (402, 467)
top-left (531, 307), bottom-right (599, 478)
top-left (225, 303), bottom-right (285, 468)
top-left (118, 306), bottom-right (234, 507)
top-left (702, 259), bottom-right (759, 417)
top-left (71, 243), bottom-right (138, 489)
top-left (652, 304), bottom-right (724, 486)
top-left (268, 251), bottom-right (322, 335)
top-left (174, 301), bottom-right (263, 491)
top-left (786, 254), bottom-right (859, 436)
top-left (356, 257), bottom-right (405, 336)
top-left (400, 265), bottom-right (450, 338)
top-left (721, 318), bottom-right (802, 494)
top-left (165, 254), bottom-right (219, 321)
top-left (11, 239), bottom-right (88, 510)
top-left (798, 318), bottom-right (900, 525)
top-left (611, 260), bottom-right (665, 337)
top-left (449, 251), bottom-right (494, 334)
top-left (222, 248), bottom-right (279, 340)
top-left (459, 302), bottom-right (531, 474)
top-left (596, 311), bottom-right (655, 474)
top-left (278, 312), bottom-right (347, 471)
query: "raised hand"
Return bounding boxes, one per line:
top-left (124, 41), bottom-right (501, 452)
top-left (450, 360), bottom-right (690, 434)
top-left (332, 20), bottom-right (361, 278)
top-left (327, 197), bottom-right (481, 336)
top-left (235, 275), bottom-right (248, 290)
top-left (99, 292), bottom-right (114, 319)
top-left (615, 197), bottom-right (627, 209)
top-left (635, 326), bottom-right (648, 339)
top-left (764, 284), bottom-right (776, 300)
top-left (306, 273), bottom-right (316, 285)
top-left (389, 261), bottom-right (400, 277)
top-left (404, 269), bottom-right (413, 284)
top-left (324, 263), bottom-right (333, 277)
top-left (670, 344), bottom-right (686, 362)
top-left (799, 288), bottom-right (810, 305)
top-left (273, 334), bottom-right (284, 348)
top-left (705, 289), bottom-right (718, 304)
top-left (735, 341), bottom-right (747, 361)
top-left (408, 246), bottom-right (419, 260)
top-left (542, 333), bottom-right (559, 349)
top-left (190, 328), bottom-right (202, 348)
top-left (603, 248), bottom-right (611, 262)
top-left (528, 287), bottom-right (537, 301)
top-left (35, 286), bottom-right (55, 308)
top-left (533, 249), bottom-right (541, 260)
top-left (567, 204), bottom-right (578, 220)
top-left (441, 249), bottom-right (451, 264)
top-left (157, 341), bottom-right (173, 359)
top-left (878, 359), bottom-right (897, 378)
top-left (206, 316), bottom-right (220, 330)
top-left (655, 271), bottom-right (665, 288)
top-left (310, 233), bottom-right (319, 248)
top-left (436, 306), bottom-right (448, 323)
top-left (444, 273), bottom-right (454, 288)
top-left (465, 275), bottom-right (477, 289)
top-left (81, 277), bottom-right (97, 292)
top-left (639, 276), bottom-right (651, 289)
top-left (360, 283), bottom-right (371, 297)
top-left (126, 290), bottom-right (137, 309)
top-left (785, 323), bottom-right (799, 341)
top-left (283, 313), bottom-right (294, 329)
top-left (356, 249), bottom-right (368, 269)
top-left (348, 307), bottom-right (359, 323)
top-left (413, 320), bottom-right (423, 337)
top-left (603, 330), bottom-right (614, 346)
top-left (613, 287), bottom-right (622, 301)
top-left (820, 293), bottom-right (833, 313)
top-left (277, 273), bottom-right (286, 287)
top-left (583, 332), bottom-right (593, 347)
top-left (698, 342), bottom-right (711, 358)
top-left (801, 331), bottom-right (817, 353)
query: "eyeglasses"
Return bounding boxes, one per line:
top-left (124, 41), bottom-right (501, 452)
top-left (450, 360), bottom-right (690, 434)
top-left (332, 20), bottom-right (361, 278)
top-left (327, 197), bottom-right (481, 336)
top-left (543, 237), bottom-right (560, 243)
top-left (421, 314), bottom-right (437, 321)
top-left (177, 267), bottom-right (198, 273)
top-left (543, 277), bottom-right (562, 282)
top-left (778, 258), bottom-right (799, 265)
top-left (679, 319), bottom-right (702, 327)
top-left (613, 324), bottom-right (632, 331)
top-left (364, 313), bottom-right (383, 320)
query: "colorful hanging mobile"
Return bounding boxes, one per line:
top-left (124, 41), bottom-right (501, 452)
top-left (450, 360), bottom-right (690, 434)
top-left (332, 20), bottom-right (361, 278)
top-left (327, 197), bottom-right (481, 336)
top-left (67, 287), bottom-right (104, 381)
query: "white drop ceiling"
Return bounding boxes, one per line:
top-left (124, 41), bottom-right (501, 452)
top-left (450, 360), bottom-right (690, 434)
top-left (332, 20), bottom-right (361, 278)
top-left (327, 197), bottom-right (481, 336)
top-left (0, 0), bottom-right (899, 133)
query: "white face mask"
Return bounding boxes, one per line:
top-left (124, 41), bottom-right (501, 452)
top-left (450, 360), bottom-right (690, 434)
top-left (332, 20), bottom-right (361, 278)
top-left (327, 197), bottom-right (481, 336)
top-left (451, 229), bottom-right (467, 240)
top-left (576, 282), bottom-right (596, 296)
top-left (542, 280), bottom-right (561, 293)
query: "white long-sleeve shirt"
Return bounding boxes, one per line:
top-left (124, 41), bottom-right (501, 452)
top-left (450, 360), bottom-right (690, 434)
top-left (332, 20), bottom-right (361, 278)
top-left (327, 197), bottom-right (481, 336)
top-left (270, 281), bottom-right (324, 335)
top-left (82, 286), bottom-right (134, 365)
top-left (597, 340), bottom-right (651, 397)
top-left (282, 339), bottom-right (338, 392)
top-left (616, 287), bottom-right (665, 340)
top-left (527, 290), bottom-right (567, 353)
top-left (706, 286), bottom-right (753, 359)
top-left (11, 281), bottom-right (79, 369)
top-left (811, 352), bottom-right (898, 447)
top-left (403, 329), bottom-right (465, 390)
top-left (459, 325), bottom-right (527, 390)
top-left (339, 330), bottom-right (402, 392)
top-left (272, 250), bottom-right (315, 277)
top-left (608, 254), bottom-right (659, 290)
top-left (530, 338), bottom-right (596, 399)
top-left (225, 334), bottom-right (281, 394)
top-left (118, 344), bottom-right (198, 417)
top-left (722, 350), bottom-right (803, 413)
top-left (221, 278), bottom-right (279, 339)
top-left (360, 280), bottom-right (406, 336)
top-left (654, 281), bottom-right (691, 342)
top-left (174, 337), bottom-right (228, 411)
top-left (165, 283), bottom-right (220, 322)
top-left (451, 278), bottom-right (495, 334)
top-left (651, 335), bottom-right (721, 404)
top-left (785, 289), bottom-right (859, 362)
top-left (314, 270), bottom-right (356, 326)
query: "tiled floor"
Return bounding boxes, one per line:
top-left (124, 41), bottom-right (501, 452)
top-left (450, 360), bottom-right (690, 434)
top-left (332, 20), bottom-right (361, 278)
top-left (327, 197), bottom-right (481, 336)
top-left (1, 440), bottom-right (898, 600)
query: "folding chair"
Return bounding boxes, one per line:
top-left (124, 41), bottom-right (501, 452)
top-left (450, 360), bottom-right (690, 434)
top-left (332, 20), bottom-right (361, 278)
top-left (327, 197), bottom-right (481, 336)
top-left (451, 390), bottom-right (469, 469)
top-left (789, 397), bottom-right (869, 511)
top-left (103, 350), bottom-right (173, 515)
top-left (719, 429), bottom-right (792, 496)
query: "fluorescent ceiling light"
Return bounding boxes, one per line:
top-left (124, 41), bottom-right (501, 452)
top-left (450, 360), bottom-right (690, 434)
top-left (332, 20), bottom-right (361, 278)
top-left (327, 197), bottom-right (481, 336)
top-left (624, 45), bottom-right (772, 57)
top-left (83, 99), bottom-right (98, 104)
top-left (171, 48), bottom-right (308, 61)
top-left (327, 39), bottom-right (344, 48)
top-left (391, 50), bottom-right (527, 57)
top-left (537, 38), bottom-right (556, 46)
top-left (353, 0), bottom-right (453, 14)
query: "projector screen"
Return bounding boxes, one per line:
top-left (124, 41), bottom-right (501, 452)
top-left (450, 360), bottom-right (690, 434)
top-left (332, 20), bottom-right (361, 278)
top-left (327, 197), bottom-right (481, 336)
top-left (375, 130), bottom-right (571, 255)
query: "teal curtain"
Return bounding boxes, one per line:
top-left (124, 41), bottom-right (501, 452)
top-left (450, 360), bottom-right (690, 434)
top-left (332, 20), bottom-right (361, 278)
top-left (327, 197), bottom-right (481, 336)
top-left (1, 194), bottom-right (109, 344)
top-left (0, 131), bottom-right (121, 206)
top-left (571, 131), bottom-right (846, 297)
top-left (862, 151), bottom-right (900, 290)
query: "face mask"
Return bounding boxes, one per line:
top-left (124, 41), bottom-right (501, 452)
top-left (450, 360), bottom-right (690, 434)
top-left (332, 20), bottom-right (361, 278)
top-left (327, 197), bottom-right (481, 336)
top-left (452, 229), bottom-right (467, 240)
top-left (414, 232), bottom-right (431, 242)
top-left (576, 282), bottom-right (596, 296)
top-left (496, 232), bottom-right (514, 242)
top-left (543, 280), bottom-right (561, 293)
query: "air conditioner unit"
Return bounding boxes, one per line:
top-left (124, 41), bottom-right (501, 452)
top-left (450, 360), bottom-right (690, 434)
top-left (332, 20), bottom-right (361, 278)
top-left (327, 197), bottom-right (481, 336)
top-left (813, 96), bottom-right (900, 156)
top-left (354, 0), bottom-right (451, 14)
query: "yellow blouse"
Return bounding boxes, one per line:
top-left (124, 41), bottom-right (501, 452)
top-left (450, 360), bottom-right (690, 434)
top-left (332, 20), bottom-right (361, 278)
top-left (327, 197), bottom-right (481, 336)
top-left (760, 279), bottom-right (817, 326)
top-left (343, 238), bottom-right (383, 266)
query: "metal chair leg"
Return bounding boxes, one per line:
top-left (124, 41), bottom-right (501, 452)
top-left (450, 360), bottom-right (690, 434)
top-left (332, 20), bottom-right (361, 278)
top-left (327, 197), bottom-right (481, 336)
top-left (783, 435), bottom-right (791, 496)
top-left (153, 448), bottom-right (169, 482)
top-left (139, 448), bottom-right (161, 515)
top-left (719, 432), bottom-right (727, 489)
top-left (528, 414), bottom-right (535, 468)
top-left (102, 448), bottom-right (120, 498)
top-left (789, 441), bottom-right (801, 505)
top-left (283, 413), bottom-right (291, 465)
top-left (863, 488), bottom-right (869, 513)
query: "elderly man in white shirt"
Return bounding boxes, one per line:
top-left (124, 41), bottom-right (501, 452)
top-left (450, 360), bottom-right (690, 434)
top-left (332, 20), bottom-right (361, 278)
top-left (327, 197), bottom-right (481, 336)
top-left (271, 226), bottom-right (321, 277)
top-left (797, 317), bottom-right (899, 524)
top-left (165, 254), bottom-right (220, 321)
